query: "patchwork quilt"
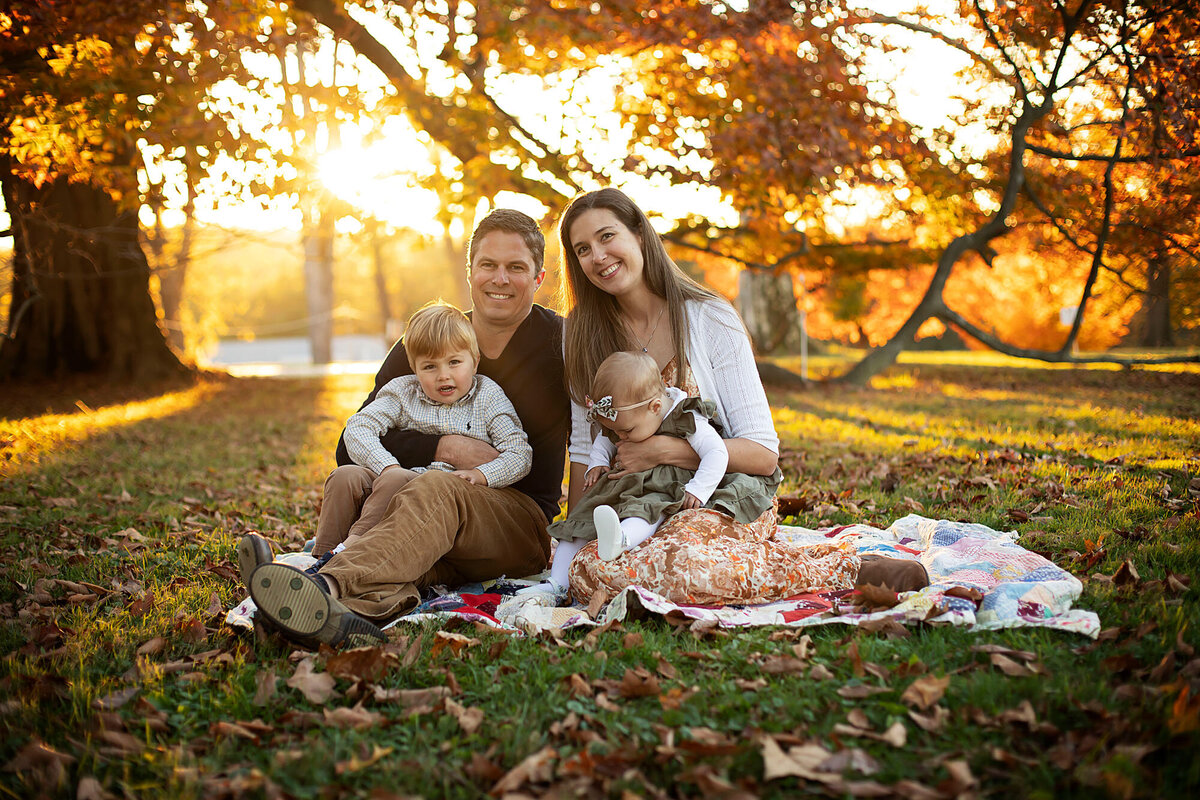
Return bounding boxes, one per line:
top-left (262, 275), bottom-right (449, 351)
top-left (225, 514), bottom-right (1099, 639)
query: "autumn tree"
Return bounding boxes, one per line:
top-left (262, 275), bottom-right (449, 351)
top-left (0, 1), bottom-right (269, 380)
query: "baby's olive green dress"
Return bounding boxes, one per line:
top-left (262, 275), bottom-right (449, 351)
top-left (549, 397), bottom-right (781, 542)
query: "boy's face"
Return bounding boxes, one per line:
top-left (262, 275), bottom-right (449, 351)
top-left (414, 349), bottom-right (477, 405)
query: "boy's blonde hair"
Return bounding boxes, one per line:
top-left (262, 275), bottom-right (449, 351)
top-left (403, 301), bottom-right (479, 363)
top-left (590, 351), bottom-right (666, 406)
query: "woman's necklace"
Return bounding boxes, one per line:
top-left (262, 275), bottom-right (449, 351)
top-left (629, 304), bottom-right (666, 354)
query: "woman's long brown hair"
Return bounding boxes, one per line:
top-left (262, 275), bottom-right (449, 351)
top-left (557, 188), bottom-right (717, 405)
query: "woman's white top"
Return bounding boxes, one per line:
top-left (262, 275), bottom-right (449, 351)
top-left (569, 297), bottom-right (779, 464)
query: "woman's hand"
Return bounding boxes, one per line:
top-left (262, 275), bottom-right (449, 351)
top-left (607, 435), bottom-right (699, 478)
top-left (583, 466), bottom-right (608, 489)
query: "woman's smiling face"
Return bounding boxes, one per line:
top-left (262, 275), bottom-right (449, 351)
top-left (568, 208), bottom-right (645, 298)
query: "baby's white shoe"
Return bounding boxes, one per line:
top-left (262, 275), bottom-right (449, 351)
top-left (594, 505), bottom-right (626, 561)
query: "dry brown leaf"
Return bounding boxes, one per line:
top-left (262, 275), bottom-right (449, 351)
top-left (466, 752), bottom-right (506, 783)
top-left (96, 729), bottom-right (143, 755)
top-left (760, 655), bottom-right (808, 675)
top-left (735, 677), bottom-right (769, 691)
top-left (252, 669), bottom-right (277, 706)
top-left (323, 704), bottom-right (382, 730)
top-left (944, 586), bottom-right (985, 602)
top-left (564, 673), bottom-right (593, 697)
top-left (286, 659), bottom-right (337, 704)
top-left (900, 674), bottom-right (950, 709)
top-left (818, 747), bottom-right (880, 775)
top-left (209, 721), bottom-right (262, 740)
top-left (892, 778), bottom-right (945, 800)
top-left (858, 617), bottom-right (911, 638)
top-left (908, 705), bottom-right (949, 732)
top-left (586, 589), bottom-right (608, 619)
top-left (326, 646), bottom-right (394, 682)
top-left (429, 631), bottom-right (480, 659)
top-left (991, 653), bottom-right (1038, 677)
top-left (759, 737), bottom-right (839, 784)
top-left (617, 668), bottom-right (660, 698)
top-left (1113, 559), bottom-right (1141, 587)
top-left (490, 745), bottom-right (557, 796)
top-left (656, 657), bottom-right (678, 680)
top-left (372, 685), bottom-right (450, 714)
top-left (335, 745), bottom-right (393, 775)
top-left (623, 632), bottom-right (644, 649)
top-left (135, 638), bottom-right (166, 657)
top-left (445, 698), bottom-right (484, 735)
top-left (836, 684), bottom-right (890, 699)
top-left (76, 776), bottom-right (112, 800)
top-left (810, 664), bottom-right (835, 680)
top-left (3, 740), bottom-right (75, 791)
top-left (943, 759), bottom-right (976, 793)
top-left (846, 709), bottom-right (871, 729)
top-left (93, 686), bottom-right (139, 711)
top-left (658, 686), bottom-right (696, 710)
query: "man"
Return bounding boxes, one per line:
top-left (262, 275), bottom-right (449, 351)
top-left (240, 209), bottom-right (569, 648)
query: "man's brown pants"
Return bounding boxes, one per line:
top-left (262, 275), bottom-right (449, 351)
top-left (319, 470), bottom-right (551, 623)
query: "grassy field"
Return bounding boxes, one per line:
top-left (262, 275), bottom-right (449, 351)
top-left (1, 357), bottom-right (1198, 799)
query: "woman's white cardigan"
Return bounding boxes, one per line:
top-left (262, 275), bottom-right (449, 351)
top-left (569, 297), bottom-right (779, 465)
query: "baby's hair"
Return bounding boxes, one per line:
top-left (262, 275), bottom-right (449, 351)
top-left (403, 301), bottom-right (480, 364)
top-left (591, 351), bottom-right (666, 406)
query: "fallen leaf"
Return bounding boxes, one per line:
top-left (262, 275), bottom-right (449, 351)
top-left (135, 638), bottom-right (166, 657)
top-left (623, 632), bottom-right (643, 648)
top-left (759, 737), bottom-right (839, 784)
top-left (760, 655), bottom-right (808, 675)
top-left (372, 685), bottom-right (450, 715)
top-left (335, 745), bottom-right (393, 775)
top-left (76, 776), bottom-right (111, 800)
top-left (564, 673), bottom-right (593, 697)
top-left (658, 686), bottom-right (697, 710)
top-left (586, 590), bottom-right (608, 619)
top-left (322, 704), bottom-right (382, 730)
top-left (326, 646), bottom-right (394, 682)
top-left (429, 631), bottom-right (480, 659)
top-left (93, 687), bottom-right (139, 711)
top-left (96, 729), bottom-right (143, 755)
top-left (490, 745), bottom-right (557, 795)
top-left (735, 677), bottom-right (769, 691)
top-left (445, 698), bottom-right (484, 735)
top-left (908, 705), bottom-right (949, 732)
top-left (900, 675), bottom-right (949, 709)
top-left (991, 653), bottom-right (1038, 677)
top-left (810, 664), bottom-right (835, 680)
top-left (836, 684), bottom-right (890, 699)
top-left (3, 741), bottom-right (75, 792)
top-left (286, 659), bottom-right (337, 704)
top-left (617, 668), bottom-right (660, 698)
top-left (1113, 560), bottom-right (1141, 587)
top-left (819, 747), bottom-right (880, 775)
top-left (252, 669), bottom-right (277, 706)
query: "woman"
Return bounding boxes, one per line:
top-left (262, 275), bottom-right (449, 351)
top-left (554, 188), bottom-right (927, 605)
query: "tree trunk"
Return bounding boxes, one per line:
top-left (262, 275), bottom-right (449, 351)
top-left (303, 207), bottom-right (335, 364)
top-left (737, 269), bottom-right (803, 354)
top-left (0, 169), bottom-right (187, 381)
top-left (371, 229), bottom-right (399, 345)
top-left (156, 189), bottom-right (196, 356)
top-left (1140, 250), bottom-right (1173, 347)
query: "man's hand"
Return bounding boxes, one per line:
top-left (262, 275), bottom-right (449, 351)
top-left (681, 491), bottom-right (702, 510)
top-left (583, 466), bottom-right (608, 489)
top-left (451, 468), bottom-right (488, 486)
top-left (607, 435), bottom-right (700, 479)
top-left (435, 434), bottom-right (499, 470)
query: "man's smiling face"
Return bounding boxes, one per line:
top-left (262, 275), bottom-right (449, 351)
top-left (467, 231), bottom-right (543, 332)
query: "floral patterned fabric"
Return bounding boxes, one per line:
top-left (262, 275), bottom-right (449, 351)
top-left (567, 507), bottom-right (861, 605)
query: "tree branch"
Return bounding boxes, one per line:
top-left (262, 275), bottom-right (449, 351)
top-left (1025, 142), bottom-right (1200, 162)
top-left (859, 15), bottom-right (1013, 87)
top-left (938, 305), bottom-right (1199, 365)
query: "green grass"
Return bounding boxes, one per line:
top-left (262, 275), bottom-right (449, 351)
top-left (1, 358), bottom-right (1198, 798)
